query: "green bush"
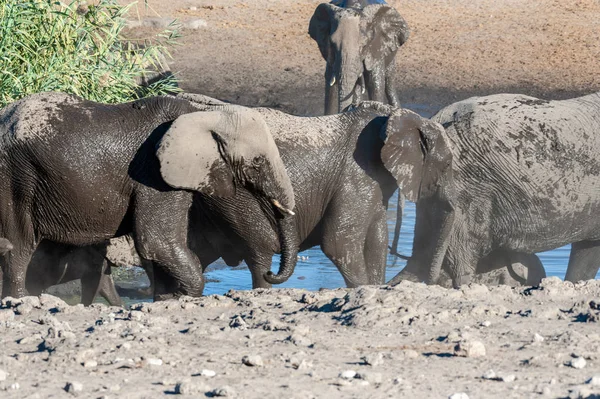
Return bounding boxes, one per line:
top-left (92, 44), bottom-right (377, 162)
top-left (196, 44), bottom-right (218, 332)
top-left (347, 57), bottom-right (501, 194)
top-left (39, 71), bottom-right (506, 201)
top-left (0, 0), bottom-right (181, 108)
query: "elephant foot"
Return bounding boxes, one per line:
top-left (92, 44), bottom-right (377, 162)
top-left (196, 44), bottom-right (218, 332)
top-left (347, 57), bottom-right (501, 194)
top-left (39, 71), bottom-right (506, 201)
top-left (387, 269), bottom-right (421, 286)
top-left (452, 274), bottom-right (472, 289)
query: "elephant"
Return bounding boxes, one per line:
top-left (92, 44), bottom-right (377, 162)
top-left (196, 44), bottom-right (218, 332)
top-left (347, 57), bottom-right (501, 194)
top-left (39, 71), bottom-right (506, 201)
top-left (389, 92), bottom-right (600, 288)
top-left (0, 92), bottom-right (296, 300)
top-left (155, 95), bottom-right (445, 289)
top-left (309, 0), bottom-right (410, 115)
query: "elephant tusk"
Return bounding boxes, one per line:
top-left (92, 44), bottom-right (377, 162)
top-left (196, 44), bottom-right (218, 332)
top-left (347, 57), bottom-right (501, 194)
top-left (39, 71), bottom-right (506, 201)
top-left (361, 85), bottom-right (366, 94)
top-left (271, 199), bottom-right (295, 216)
top-left (329, 76), bottom-right (336, 86)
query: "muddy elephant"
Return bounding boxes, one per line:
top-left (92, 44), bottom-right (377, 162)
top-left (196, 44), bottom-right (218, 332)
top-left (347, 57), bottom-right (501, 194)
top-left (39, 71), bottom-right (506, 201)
top-left (154, 95), bottom-right (442, 289)
top-left (390, 92), bottom-right (600, 288)
top-left (0, 93), bottom-right (296, 300)
top-left (309, 0), bottom-right (409, 114)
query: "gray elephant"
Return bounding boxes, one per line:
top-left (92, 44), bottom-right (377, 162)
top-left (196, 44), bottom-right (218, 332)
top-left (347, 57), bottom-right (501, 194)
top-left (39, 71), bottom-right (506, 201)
top-left (390, 92), bottom-right (600, 288)
top-left (162, 95), bottom-right (443, 289)
top-left (0, 93), bottom-right (296, 300)
top-left (309, 0), bottom-right (409, 114)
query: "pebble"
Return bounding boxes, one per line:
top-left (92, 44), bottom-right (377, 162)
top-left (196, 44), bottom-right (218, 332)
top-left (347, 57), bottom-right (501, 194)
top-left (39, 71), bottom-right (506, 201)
top-left (587, 375), bottom-right (600, 386)
top-left (534, 333), bottom-right (545, 343)
top-left (569, 357), bottom-right (587, 369)
top-left (502, 375), bottom-right (516, 383)
top-left (449, 393), bottom-right (469, 399)
top-left (200, 369), bottom-right (216, 377)
top-left (14, 303), bottom-right (33, 315)
top-left (9, 382), bottom-right (19, 390)
top-left (339, 370), bottom-right (357, 379)
top-left (83, 360), bottom-right (97, 368)
top-left (0, 369), bottom-right (6, 381)
top-left (210, 385), bottom-right (236, 397)
top-left (242, 355), bottom-right (263, 367)
top-left (185, 19), bottom-right (208, 30)
top-left (480, 320), bottom-right (491, 327)
top-left (362, 353), bottom-right (384, 366)
top-left (146, 358), bottom-right (163, 367)
top-left (65, 381), bottom-right (83, 394)
top-left (175, 381), bottom-right (209, 395)
top-left (455, 340), bottom-right (486, 358)
top-left (482, 370), bottom-right (497, 380)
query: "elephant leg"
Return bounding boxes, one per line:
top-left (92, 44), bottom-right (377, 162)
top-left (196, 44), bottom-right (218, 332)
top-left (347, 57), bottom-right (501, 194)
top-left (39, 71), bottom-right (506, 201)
top-left (1, 242), bottom-right (35, 298)
top-left (247, 252), bottom-right (273, 289)
top-left (138, 259), bottom-right (155, 297)
top-left (363, 211), bottom-right (388, 285)
top-left (384, 58), bottom-right (401, 107)
top-left (510, 253), bottom-right (545, 286)
top-left (363, 68), bottom-right (386, 103)
top-left (322, 232), bottom-right (369, 288)
top-left (134, 190), bottom-right (205, 299)
top-left (565, 240), bottom-right (600, 282)
top-left (97, 270), bottom-right (123, 307)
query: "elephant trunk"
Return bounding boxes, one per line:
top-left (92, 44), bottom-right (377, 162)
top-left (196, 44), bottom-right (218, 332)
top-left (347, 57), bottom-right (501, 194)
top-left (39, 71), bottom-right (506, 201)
top-left (337, 53), bottom-right (362, 112)
top-left (263, 214), bottom-right (299, 284)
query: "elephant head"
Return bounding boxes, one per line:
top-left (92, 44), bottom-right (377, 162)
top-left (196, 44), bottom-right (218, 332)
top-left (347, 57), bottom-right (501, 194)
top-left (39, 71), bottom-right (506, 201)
top-left (309, 2), bottom-right (409, 114)
top-left (157, 106), bottom-right (298, 283)
top-left (0, 238), bottom-right (12, 255)
top-left (379, 107), bottom-right (456, 284)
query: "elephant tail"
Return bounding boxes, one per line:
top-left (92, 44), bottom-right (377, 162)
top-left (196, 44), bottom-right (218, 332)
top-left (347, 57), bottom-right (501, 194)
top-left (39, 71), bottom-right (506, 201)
top-left (388, 193), bottom-right (409, 260)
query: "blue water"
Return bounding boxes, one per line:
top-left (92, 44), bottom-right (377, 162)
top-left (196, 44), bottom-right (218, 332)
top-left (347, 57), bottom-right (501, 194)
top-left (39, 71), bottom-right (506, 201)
top-left (200, 193), bottom-right (590, 296)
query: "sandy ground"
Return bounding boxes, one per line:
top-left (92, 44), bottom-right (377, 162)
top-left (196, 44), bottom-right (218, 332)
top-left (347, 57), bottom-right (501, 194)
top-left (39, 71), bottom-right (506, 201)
top-left (1, 279), bottom-right (600, 398)
top-left (3, 1), bottom-right (600, 397)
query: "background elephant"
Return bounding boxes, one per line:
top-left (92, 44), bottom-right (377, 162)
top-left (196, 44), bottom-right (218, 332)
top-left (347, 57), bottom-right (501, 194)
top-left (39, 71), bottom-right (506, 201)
top-left (390, 92), bottom-right (600, 287)
top-left (0, 93), bottom-right (296, 300)
top-left (165, 95), bottom-right (444, 290)
top-left (309, 0), bottom-right (409, 114)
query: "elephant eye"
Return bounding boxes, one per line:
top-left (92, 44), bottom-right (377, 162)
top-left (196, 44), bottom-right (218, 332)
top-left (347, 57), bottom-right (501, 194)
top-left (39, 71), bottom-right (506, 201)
top-left (252, 156), bottom-right (265, 168)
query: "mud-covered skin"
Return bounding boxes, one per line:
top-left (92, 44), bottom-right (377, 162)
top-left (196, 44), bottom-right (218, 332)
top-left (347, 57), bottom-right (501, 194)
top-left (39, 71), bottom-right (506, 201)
top-left (394, 92), bottom-right (600, 286)
top-left (180, 98), bottom-right (444, 289)
top-left (309, 1), bottom-right (409, 114)
top-left (0, 93), bottom-right (295, 300)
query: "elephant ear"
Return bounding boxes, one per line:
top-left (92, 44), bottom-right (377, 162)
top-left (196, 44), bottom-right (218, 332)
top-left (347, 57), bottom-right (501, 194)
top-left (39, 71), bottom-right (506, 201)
top-left (380, 109), bottom-right (452, 202)
top-left (309, 3), bottom-right (338, 60)
top-left (361, 5), bottom-right (410, 71)
top-left (156, 110), bottom-right (239, 197)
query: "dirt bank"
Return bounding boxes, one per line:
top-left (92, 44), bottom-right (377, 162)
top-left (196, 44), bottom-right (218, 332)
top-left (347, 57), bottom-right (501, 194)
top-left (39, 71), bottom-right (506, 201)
top-left (121, 0), bottom-right (600, 115)
top-left (1, 279), bottom-right (599, 398)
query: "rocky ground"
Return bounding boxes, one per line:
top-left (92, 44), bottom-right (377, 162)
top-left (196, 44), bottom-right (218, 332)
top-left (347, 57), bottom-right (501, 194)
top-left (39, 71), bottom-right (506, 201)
top-left (1, 279), bottom-right (600, 398)
top-left (3, 1), bottom-right (600, 397)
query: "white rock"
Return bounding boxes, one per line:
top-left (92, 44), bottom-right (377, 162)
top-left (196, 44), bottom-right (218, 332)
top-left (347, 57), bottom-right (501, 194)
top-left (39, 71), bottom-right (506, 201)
top-left (569, 357), bottom-right (587, 369)
top-left (449, 393), bottom-right (469, 399)
top-left (586, 375), bottom-right (600, 386)
top-left (482, 369), bottom-right (497, 380)
top-left (146, 358), bottom-right (163, 367)
top-left (65, 381), bottom-right (83, 394)
top-left (83, 360), bottom-right (97, 368)
top-left (534, 333), bottom-right (545, 343)
top-left (200, 369), bottom-right (216, 377)
top-left (480, 320), bottom-right (491, 327)
top-left (362, 353), bottom-right (384, 366)
top-left (242, 355), bottom-right (263, 367)
top-left (339, 370), bottom-right (357, 379)
top-left (0, 369), bottom-right (6, 381)
top-left (9, 382), bottom-right (19, 390)
top-left (456, 340), bottom-right (486, 358)
top-left (501, 374), bottom-right (516, 383)
top-left (210, 385), bottom-right (235, 397)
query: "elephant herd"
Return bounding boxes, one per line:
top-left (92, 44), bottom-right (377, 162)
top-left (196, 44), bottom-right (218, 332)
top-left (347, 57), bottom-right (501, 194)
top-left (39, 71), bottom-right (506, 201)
top-left (0, 0), bottom-right (599, 305)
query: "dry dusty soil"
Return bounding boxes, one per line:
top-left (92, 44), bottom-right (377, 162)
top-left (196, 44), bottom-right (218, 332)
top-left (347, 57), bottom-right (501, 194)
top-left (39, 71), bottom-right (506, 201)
top-left (2, 1), bottom-right (600, 398)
